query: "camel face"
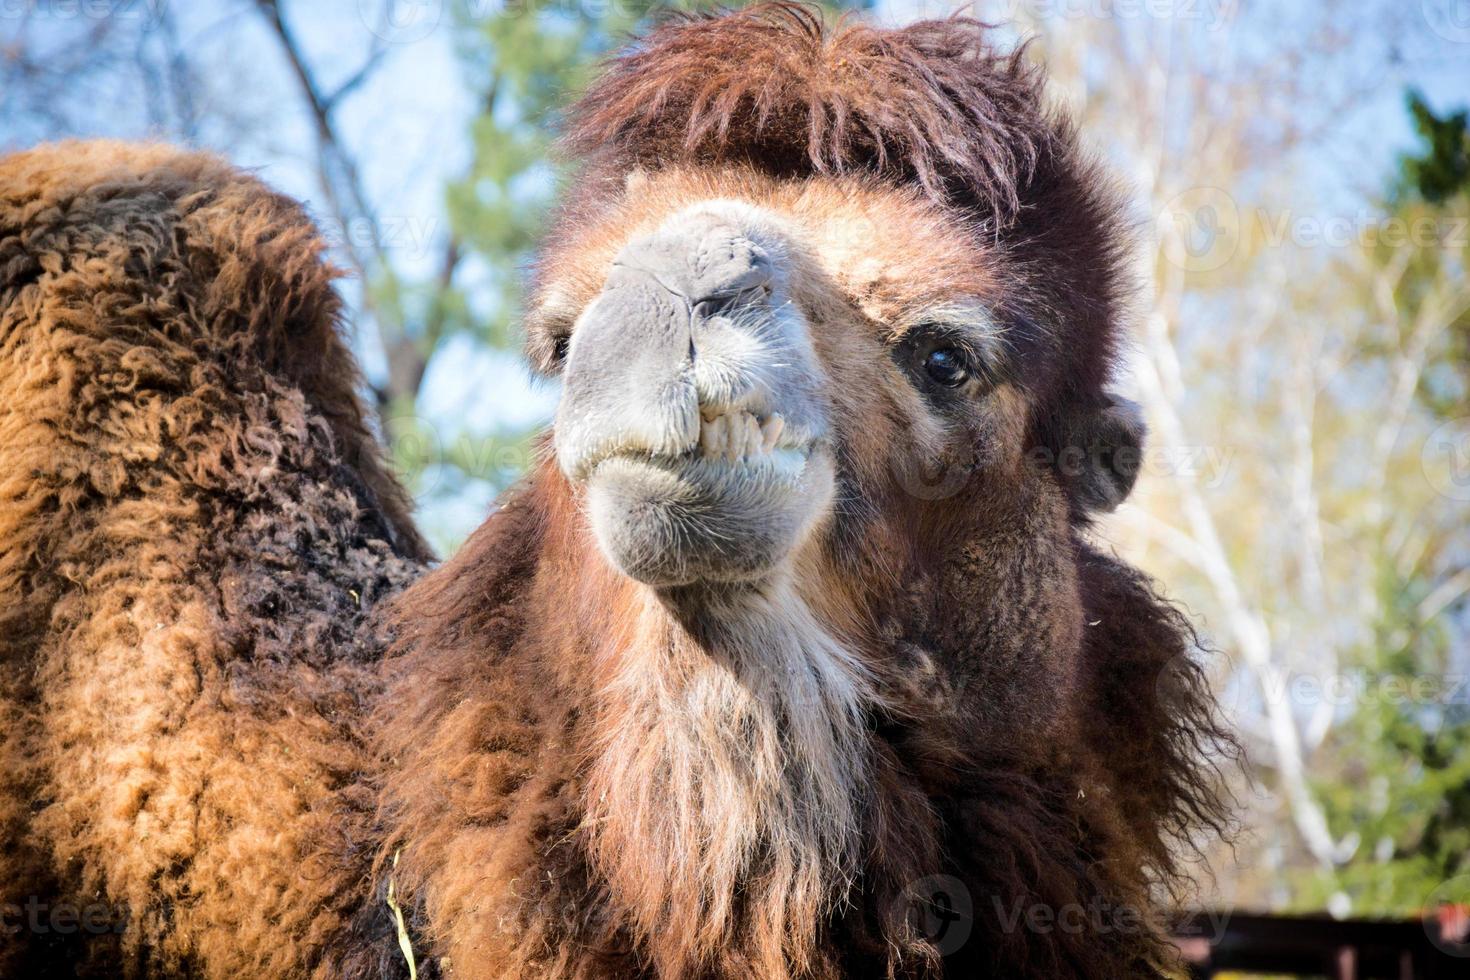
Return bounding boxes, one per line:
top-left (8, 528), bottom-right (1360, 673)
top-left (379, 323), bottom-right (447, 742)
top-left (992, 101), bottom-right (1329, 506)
top-left (539, 170), bottom-right (1030, 592)
top-left (554, 201), bottom-right (836, 586)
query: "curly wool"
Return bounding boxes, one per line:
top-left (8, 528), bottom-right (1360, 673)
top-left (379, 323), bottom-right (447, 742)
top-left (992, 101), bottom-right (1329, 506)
top-left (0, 141), bottom-right (428, 977)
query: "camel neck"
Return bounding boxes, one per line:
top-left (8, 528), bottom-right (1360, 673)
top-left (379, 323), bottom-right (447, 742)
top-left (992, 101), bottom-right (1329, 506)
top-left (579, 574), bottom-right (874, 977)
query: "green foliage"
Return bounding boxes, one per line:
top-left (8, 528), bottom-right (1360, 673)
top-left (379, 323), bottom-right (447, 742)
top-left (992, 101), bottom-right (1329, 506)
top-left (1397, 91), bottom-right (1470, 207)
top-left (1390, 95), bottom-right (1470, 422)
top-left (447, 1), bottom-right (664, 349)
top-left (1306, 562), bottom-right (1470, 913)
top-left (1292, 92), bottom-right (1470, 916)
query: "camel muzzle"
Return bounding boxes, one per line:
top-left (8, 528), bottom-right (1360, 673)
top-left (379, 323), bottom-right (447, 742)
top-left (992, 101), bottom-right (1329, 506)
top-left (552, 204), bottom-right (834, 587)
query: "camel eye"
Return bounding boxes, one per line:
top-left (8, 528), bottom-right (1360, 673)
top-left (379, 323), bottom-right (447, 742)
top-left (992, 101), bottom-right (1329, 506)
top-left (923, 346), bottom-right (970, 387)
top-left (551, 334), bottom-right (571, 364)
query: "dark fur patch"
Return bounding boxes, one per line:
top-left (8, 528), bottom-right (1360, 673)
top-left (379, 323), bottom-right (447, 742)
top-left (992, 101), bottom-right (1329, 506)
top-left (562, 2), bottom-right (1053, 223)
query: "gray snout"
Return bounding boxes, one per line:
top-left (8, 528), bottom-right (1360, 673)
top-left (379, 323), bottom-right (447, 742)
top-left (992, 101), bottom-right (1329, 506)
top-left (552, 207), bottom-right (833, 586)
top-left (557, 216), bottom-right (821, 481)
top-left (613, 213), bottom-right (774, 310)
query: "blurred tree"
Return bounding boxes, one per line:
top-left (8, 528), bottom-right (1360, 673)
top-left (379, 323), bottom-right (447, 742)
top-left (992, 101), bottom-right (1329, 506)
top-left (996, 0), bottom-right (1469, 914)
top-left (386, 0), bottom-right (677, 536)
top-left (1, 3), bottom-right (211, 144)
top-left (1392, 92), bottom-right (1470, 422)
top-left (1399, 92), bottom-right (1470, 208)
top-left (1300, 93), bottom-right (1470, 914)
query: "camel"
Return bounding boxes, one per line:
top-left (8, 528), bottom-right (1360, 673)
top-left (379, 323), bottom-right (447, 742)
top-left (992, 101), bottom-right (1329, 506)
top-left (0, 6), bottom-right (1230, 978)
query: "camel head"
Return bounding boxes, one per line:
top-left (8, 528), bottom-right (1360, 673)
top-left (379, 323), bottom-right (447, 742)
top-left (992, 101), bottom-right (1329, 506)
top-left (532, 5), bottom-right (1143, 597)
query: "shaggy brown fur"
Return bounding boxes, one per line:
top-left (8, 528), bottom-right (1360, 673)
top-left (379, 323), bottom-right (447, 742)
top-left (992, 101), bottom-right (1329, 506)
top-left (1, 7), bottom-right (1233, 980)
top-left (356, 6), bottom-right (1233, 980)
top-left (0, 141), bottom-right (428, 976)
top-left (562, 3), bottom-right (1052, 220)
top-left (363, 467), bottom-right (1229, 979)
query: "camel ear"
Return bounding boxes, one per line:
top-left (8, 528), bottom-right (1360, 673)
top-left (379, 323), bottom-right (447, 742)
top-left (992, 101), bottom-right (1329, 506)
top-left (1053, 395), bottom-right (1146, 513)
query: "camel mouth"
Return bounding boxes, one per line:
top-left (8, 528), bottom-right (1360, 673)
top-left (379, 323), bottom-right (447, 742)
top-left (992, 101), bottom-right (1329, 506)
top-left (578, 408), bottom-right (816, 483)
top-left (587, 444), bottom-right (813, 484)
top-left (585, 440), bottom-right (817, 493)
top-left (583, 438), bottom-right (833, 587)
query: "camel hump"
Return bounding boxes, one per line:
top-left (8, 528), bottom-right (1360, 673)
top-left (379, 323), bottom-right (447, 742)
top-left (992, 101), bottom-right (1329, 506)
top-left (0, 139), bottom-right (348, 369)
top-left (0, 141), bottom-right (429, 975)
top-left (0, 139), bottom-right (428, 564)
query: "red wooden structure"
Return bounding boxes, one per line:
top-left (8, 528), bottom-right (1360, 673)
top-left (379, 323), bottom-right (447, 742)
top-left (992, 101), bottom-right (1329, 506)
top-left (1173, 910), bottom-right (1470, 979)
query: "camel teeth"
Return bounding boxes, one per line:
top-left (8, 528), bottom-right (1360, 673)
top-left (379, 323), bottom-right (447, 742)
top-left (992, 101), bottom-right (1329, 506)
top-left (700, 415), bottom-right (725, 457)
top-left (760, 414), bottom-right (784, 452)
top-left (727, 412), bottom-right (745, 460)
top-left (698, 410), bottom-right (782, 460)
top-left (744, 414), bottom-right (761, 457)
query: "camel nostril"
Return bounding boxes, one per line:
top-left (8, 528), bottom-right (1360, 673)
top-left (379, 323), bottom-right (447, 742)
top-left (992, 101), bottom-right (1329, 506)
top-left (691, 285), bottom-right (768, 322)
top-left (692, 295), bottom-right (736, 320)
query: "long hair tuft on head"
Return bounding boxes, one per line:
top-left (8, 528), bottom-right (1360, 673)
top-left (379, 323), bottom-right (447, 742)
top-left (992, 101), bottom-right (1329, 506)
top-left (562, 2), bottom-right (1057, 223)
